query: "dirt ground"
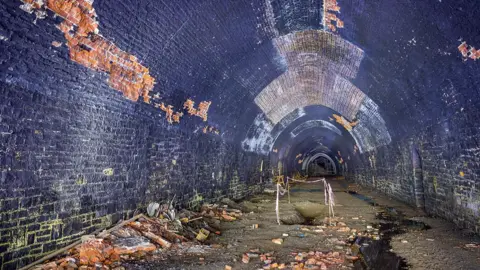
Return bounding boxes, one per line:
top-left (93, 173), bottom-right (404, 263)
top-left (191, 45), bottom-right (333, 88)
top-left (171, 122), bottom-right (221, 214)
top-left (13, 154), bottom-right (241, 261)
top-left (125, 178), bottom-right (480, 270)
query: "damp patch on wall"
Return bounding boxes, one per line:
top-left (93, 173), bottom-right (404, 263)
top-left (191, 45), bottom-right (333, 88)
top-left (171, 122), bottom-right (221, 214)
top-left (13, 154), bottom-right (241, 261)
top-left (241, 114), bottom-right (275, 155)
top-left (242, 108), bottom-right (308, 155)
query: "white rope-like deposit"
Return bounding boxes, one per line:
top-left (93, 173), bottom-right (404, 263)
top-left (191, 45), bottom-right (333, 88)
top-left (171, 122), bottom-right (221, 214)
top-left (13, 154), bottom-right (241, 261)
top-left (276, 183), bottom-right (281, 225)
top-left (286, 177), bottom-right (325, 183)
top-left (286, 177), bottom-right (335, 218)
top-left (275, 177), bottom-right (336, 225)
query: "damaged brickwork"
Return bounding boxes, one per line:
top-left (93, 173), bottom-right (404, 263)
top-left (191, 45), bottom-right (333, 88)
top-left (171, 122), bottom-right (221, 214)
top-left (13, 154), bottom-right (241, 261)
top-left (332, 114), bottom-right (358, 131)
top-left (19, 0), bottom-right (155, 103)
top-left (458, 41), bottom-right (480, 61)
top-left (324, 0), bottom-right (344, 32)
top-left (2, 0), bottom-right (480, 268)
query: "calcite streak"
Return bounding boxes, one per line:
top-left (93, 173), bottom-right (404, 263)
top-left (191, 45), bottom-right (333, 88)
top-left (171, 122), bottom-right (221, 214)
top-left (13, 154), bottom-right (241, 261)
top-left (20, 0), bottom-right (155, 103)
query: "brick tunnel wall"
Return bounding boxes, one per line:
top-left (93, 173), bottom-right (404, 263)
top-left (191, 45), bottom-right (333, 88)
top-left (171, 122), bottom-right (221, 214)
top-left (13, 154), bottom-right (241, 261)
top-left (348, 104), bottom-right (480, 234)
top-left (0, 82), bottom-right (267, 270)
top-left (2, 0), bottom-right (480, 268)
top-left (0, 2), bottom-right (269, 269)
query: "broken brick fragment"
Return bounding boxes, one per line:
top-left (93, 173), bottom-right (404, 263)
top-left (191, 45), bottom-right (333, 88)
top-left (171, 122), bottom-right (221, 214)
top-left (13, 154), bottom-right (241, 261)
top-left (77, 238), bottom-right (119, 266)
top-left (112, 237), bottom-right (157, 255)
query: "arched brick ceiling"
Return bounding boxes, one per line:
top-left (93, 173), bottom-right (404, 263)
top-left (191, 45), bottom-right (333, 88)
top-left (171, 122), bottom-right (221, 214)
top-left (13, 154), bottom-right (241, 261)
top-left (254, 30), bottom-right (365, 123)
top-left (7, 0), bottom-right (480, 159)
top-left (291, 120), bottom-right (342, 137)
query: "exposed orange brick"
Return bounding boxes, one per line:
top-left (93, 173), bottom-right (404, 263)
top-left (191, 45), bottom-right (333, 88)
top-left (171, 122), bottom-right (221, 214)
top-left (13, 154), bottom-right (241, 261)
top-left (183, 99), bottom-right (211, 121)
top-left (324, 0), bottom-right (344, 32)
top-left (333, 114), bottom-right (358, 131)
top-left (159, 103), bottom-right (174, 124)
top-left (201, 125), bottom-right (220, 135)
top-left (325, 0), bottom-right (341, 12)
top-left (458, 41), bottom-right (480, 61)
top-left (458, 42), bottom-right (468, 57)
top-left (172, 112), bottom-right (183, 123)
top-left (196, 101), bottom-right (211, 121)
top-left (20, 0), bottom-right (155, 103)
top-left (183, 99), bottom-right (197, 115)
top-left (469, 48), bottom-right (480, 60)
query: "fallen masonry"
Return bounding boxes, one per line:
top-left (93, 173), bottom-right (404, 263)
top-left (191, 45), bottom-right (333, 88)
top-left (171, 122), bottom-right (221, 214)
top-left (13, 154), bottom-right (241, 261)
top-left (25, 203), bottom-right (243, 270)
top-left (18, 181), bottom-right (480, 270)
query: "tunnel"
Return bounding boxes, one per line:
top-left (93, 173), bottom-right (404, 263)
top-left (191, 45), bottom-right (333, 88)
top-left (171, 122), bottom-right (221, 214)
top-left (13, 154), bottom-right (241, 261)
top-left (1, 0), bottom-right (480, 269)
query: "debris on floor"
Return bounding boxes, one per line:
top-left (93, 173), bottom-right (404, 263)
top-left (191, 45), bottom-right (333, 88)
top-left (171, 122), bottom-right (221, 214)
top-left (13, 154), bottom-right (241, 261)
top-left (272, 238), bottom-right (283, 245)
top-left (465, 243), bottom-right (480, 248)
top-left (24, 180), bottom-right (480, 270)
top-left (200, 203), bottom-right (243, 221)
top-left (239, 248), bottom-right (353, 270)
top-left (27, 199), bottom-right (245, 270)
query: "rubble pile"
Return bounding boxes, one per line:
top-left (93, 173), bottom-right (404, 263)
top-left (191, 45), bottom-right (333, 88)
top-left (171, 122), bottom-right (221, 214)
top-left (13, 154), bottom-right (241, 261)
top-left (200, 203), bottom-right (243, 222)
top-left (28, 201), bottom-right (244, 270)
top-left (290, 251), bottom-right (345, 270)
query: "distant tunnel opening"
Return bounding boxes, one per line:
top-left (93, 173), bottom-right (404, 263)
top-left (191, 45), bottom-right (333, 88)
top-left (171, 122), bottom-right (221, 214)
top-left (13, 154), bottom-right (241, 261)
top-left (307, 153), bottom-right (337, 176)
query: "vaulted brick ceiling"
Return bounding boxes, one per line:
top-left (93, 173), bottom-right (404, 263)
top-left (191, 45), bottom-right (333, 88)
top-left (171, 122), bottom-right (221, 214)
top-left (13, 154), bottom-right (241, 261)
top-left (4, 2), bottom-right (480, 266)
top-left (5, 0), bottom-right (480, 171)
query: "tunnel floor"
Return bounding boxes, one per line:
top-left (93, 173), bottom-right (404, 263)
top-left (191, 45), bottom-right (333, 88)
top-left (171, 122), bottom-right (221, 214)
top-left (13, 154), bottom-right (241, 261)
top-left (30, 178), bottom-right (480, 270)
top-left (120, 178), bottom-right (479, 270)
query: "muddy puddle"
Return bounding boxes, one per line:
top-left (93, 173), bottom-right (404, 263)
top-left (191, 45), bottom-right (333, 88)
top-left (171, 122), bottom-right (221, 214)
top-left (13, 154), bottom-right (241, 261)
top-left (346, 191), bottom-right (431, 270)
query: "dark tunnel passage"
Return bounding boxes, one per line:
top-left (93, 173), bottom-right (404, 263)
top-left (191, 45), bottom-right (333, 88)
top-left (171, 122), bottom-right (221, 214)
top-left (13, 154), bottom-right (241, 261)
top-left (307, 155), bottom-right (337, 177)
top-left (1, 0), bottom-right (480, 269)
